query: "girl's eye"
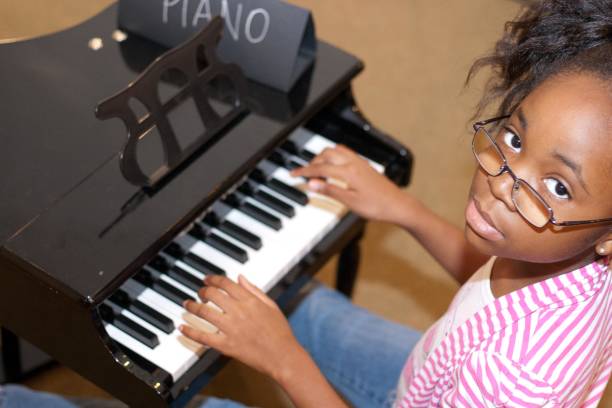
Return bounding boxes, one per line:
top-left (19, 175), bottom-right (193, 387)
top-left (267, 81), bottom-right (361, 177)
top-left (501, 129), bottom-right (521, 153)
top-left (543, 178), bottom-right (571, 200)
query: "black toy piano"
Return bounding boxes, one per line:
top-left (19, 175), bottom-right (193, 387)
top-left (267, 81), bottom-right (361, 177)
top-left (0, 4), bottom-right (412, 407)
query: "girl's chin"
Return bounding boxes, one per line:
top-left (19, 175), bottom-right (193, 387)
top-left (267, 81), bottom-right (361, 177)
top-left (465, 225), bottom-right (503, 255)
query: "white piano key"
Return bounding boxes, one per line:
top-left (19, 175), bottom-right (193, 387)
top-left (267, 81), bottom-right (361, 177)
top-left (174, 259), bottom-right (206, 281)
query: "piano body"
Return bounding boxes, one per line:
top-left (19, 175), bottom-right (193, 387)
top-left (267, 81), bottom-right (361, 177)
top-left (0, 4), bottom-right (412, 407)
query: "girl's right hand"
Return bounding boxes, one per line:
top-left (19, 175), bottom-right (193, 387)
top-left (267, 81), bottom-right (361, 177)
top-left (290, 144), bottom-right (406, 223)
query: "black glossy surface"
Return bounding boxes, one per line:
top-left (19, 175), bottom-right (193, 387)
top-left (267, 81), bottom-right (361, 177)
top-left (0, 3), bottom-right (363, 301)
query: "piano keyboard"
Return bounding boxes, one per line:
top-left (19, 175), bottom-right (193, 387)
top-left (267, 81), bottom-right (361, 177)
top-left (100, 128), bottom-right (385, 381)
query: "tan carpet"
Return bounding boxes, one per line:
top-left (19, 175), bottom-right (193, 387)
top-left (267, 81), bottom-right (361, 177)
top-left (1, 0), bottom-right (609, 406)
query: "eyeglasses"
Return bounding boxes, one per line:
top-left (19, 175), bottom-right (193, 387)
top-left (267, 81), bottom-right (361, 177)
top-left (472, 115), bottom-right (612, 228)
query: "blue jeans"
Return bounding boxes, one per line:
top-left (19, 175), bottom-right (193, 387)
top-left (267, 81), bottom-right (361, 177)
top-left (0, 285), bottom-right (421, 408)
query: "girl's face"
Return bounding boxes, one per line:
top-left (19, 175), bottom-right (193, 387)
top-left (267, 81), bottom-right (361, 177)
top-left (465, 72), bottom-right (612, 263)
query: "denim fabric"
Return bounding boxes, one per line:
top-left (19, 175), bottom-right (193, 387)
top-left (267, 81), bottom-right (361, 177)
top-left (0, 285), bottom-right (421, 408)
top-left (288, 285), bottom-right (421, 408)
top-left (0, 386), bottom-right (242, 408)
top-left (0, 385), bottom-right (79, 408)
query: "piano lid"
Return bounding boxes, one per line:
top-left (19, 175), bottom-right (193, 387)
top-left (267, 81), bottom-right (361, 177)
top-left (0, 4), bottom-right (363, 301)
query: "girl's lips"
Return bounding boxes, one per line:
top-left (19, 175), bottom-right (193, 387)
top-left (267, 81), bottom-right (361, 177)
top-left (466, 198), bottom-right (505, 241)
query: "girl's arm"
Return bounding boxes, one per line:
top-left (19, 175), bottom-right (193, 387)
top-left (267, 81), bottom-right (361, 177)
top-left (274, 345), bottom-right (348, 408)
top-left (291, 145), bottom-right (488, 285)
top-left (180, 275), bottom-right (348, 408)
top-left (386, 193), bottom-right (489, 285)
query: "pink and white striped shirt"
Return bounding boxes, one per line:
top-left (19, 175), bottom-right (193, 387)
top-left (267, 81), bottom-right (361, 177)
top-left (396, 256), bottom-right (611, 407)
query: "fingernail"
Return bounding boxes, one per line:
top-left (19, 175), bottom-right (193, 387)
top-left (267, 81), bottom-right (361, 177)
top-left (308, 179), bottom-right (323, 191)
top-left (178, 324), bottom-right (184, 332)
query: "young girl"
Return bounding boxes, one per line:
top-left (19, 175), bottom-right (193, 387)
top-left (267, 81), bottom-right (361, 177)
top-left (1, 0), bottom-right (610, 407)
top-left (179, 0), bottom-right (612, 406)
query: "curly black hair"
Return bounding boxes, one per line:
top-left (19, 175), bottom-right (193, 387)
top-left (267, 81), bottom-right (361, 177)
top-left (467, 0), bottom-right (612, 119)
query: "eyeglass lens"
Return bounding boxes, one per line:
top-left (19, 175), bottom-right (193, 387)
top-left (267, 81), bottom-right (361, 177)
top-left (473, 127), bottom-right (551, 228)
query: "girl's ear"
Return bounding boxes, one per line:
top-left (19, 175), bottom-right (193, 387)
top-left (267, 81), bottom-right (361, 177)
top-left (595, 232), bottom-right (612, 257)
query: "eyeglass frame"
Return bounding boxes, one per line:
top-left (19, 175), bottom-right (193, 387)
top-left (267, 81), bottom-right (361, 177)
top-left (472, 115), bottom-right (612, 228)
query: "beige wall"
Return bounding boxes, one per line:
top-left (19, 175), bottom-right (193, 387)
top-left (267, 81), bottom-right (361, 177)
top-left (1, 1), bottom-right (609, 406)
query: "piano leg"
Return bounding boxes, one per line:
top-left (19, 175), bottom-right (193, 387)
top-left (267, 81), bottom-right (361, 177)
top-left (335, 227), bottom-right (364, 298)
top-left (1, 328), bottom-right (22, 382)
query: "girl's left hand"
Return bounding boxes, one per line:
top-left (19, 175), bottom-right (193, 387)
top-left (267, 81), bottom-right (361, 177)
top-left (179, 274), bottom-right (301, 380)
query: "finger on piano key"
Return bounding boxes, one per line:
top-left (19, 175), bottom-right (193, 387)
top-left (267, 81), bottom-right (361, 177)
top-left (122, 279), bottom-right (219, 338)
top-left (182, 235), bottom-right (276, 288)
top-left (301, 134), bottom-right (385, 174)
top-left (265, 178), bottom-right (309, 206)
top-left (103, 294), bottom-right (209, 380)
top-left (280, 139), bottom-right (316, 162)
top-left (213, 195), bottom-right (336, 291)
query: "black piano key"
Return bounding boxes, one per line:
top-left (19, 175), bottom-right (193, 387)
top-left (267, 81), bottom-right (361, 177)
top-left (168, 265), bottom-right (204, 292)
top-left (99, 303), bottom-right (116, 322)
top-left (204, 233), bottom-right (249, 264)
top-left (203, 211), bottom-right (221, 227)
top-left (237, 181), bottom-right (294, 218)
top-left (114, 314), bottom-right (160, 349)
top-left (130, 300), bottom-right (175, 334)
top-left (280, 140), bottom-right (299, 155)
top-left (149, 255), bottom-right (170, 273)
top-left (222, 193), bottom-right (243, 208)
top-left (183, 252), bottom-right (226, 276)
top-left (240, 202), bottom-right (282, 231)
top-left (287, 160), bottom-right (303, 171)
top-left (218, 221), bottom-right (262, 250)
top-left (268, 150), bottom-right (288, 169)
top-left (99, 303), bottom-right (160, 349)
top-left (237, 181), bottom-right (255, 196)
top-left (109, 288), bottom-right (174, 334)
top-left (133, 269), bottom-right (155, 287)
top-left (188, 223), bottom-right (208, 241)
top-left (153, 279), bottom-right (195, 306)
top-left (162, 242), bottom-right (185, 259)
top-left (109, 289), bottom-right (131, 308)
top-left (299, 149), bottom-right (316, 162)
top-left (254, 190), bottom-right (295, 218)
top-left (266, 179), bottom-right (309, 206)
top-left (248, 168), bottom-right (267, 184)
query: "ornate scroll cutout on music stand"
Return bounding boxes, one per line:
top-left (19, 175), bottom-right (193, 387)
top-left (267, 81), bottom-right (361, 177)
top-left (95, 17), bottom-right (248, 188)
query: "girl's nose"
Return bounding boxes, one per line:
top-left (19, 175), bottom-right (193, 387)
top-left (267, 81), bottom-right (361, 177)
top-left (487, 168), bottom-right (517, 212)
